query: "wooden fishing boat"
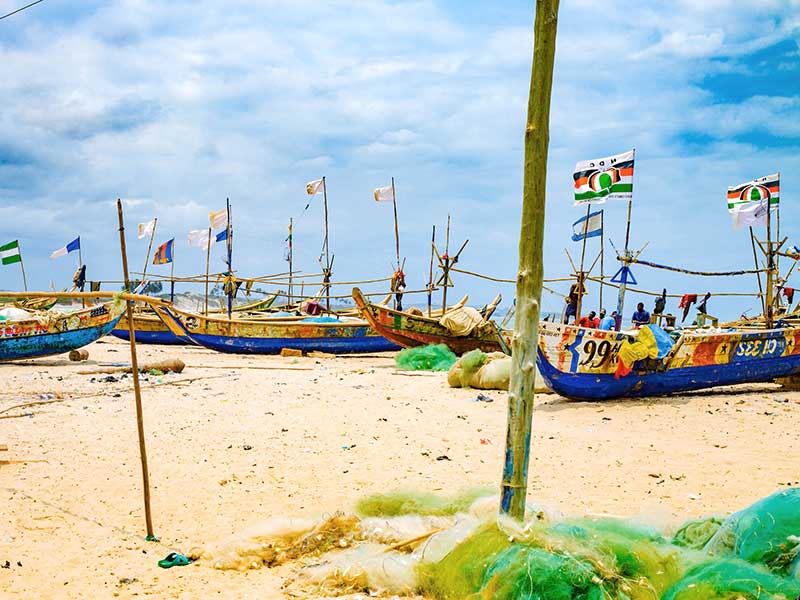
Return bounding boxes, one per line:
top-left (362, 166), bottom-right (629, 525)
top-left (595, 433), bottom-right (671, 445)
top-left (352, 287), bottom-right (509, 354)
top-left (148, 304), bottom-right (401, 354)
top-left (110, 292), bottom-right (281, 345)
top-left (0, 298), bottom-right (126, 361)
top-left (536, 321), bottom-right (800, 400)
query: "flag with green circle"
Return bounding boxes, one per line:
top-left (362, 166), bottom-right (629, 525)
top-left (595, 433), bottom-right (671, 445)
top-left (573, 149), bottom-right (634, 205)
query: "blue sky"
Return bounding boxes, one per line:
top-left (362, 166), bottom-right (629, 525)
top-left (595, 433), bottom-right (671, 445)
top-left (0, 0), bottom-right (798, 319)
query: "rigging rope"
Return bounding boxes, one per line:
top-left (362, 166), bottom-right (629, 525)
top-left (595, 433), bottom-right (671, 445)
top-left (628, 258), bottom-right (766, 277)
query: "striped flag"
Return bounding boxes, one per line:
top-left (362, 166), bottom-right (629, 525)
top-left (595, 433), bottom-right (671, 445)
top-left (153, 239), bottom-right (174, 264)
top-left (573, 149), bottom-right (634, 205)
top-left (51, 237), bottom-right (80, 259)
top-left (209, 208), bottom-right (228, 229)
top-left (727, 172), bottom-right (779, 216)
top-left (0, 240), bottom-right (22, 265)
top-left (571, 210), bottom-right (603, 241)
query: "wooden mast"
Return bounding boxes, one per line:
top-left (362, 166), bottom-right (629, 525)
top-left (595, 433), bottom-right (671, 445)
top-left (500, 0), bottom-right (560, 521)
top-left (427, 225), bottom-right (435, 317)
top-left (204, 227), bottom-right (211, 315)
top-left (141, 218), bottom-right (157, 283)
top-left (574, 204), bottom-right (591, 321)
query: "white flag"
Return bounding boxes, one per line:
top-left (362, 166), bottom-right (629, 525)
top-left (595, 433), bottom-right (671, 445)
top-left (373, 185), bottom-right (393, 202)
top-left (187, 229), bottom-right (212, 249)
top-left (137, 218), bottom-right (156, 239)
top-left (732, 199), bottom-right (770, 229)
top-left (306, 178), bottom-right (324, 195)
top-left (209, 208), bottom-right (228, 229)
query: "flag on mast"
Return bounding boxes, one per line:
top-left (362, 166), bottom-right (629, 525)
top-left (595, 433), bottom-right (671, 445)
top-left (188, 229), bottom-right (212, 249)
top-left (138, 218), bottom-right (156, 239)
top-left (0, 240), bottom-right (22, 265)
top-left (306, 178), bottom-right (324, 195)
top-left (573, 149), bottom-right (634, 205)
top-left (373, 185), bottom-right (393, 202)
top-left (153, 239), bottom-right (174, 264)
top-left (571, 210), bottom-right (603, 241)
top-left (50, 237), bottom-right (80, 259)
top-left (727, 173), bottom-right (779, 228)
top-left (209, 208), bottom-right (228, 229)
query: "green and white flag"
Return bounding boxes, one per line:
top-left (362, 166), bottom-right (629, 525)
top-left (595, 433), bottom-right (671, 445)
top-left (0, 240), bottom-right (22, 265)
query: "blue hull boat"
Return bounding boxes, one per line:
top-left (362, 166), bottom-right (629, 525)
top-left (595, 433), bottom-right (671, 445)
top-left (0, 300), bottom-right (125, 361)
top-left (536, 322), bottom-right (800, 400)
top-left (149, 304), bottom-right (400, 354)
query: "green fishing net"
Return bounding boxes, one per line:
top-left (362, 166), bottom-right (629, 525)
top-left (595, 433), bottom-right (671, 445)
top-left (356, 488), bottom-right (493, 518)
top-left (412, 489), bottom-right (800, 600)
top-left (704, 488), bottom-right (800, 573)
top-left (661, 560), bottom-right (800, 600)
top-left (395, 344), bottom-right (457, 371)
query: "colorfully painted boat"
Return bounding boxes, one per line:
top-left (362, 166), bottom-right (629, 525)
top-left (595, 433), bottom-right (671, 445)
top-left (536, 321), bottom-right (800, 400)
top-left (0, 298), bottom-right (125, 361)
top-left (352, 287), bottom-right (509, 354)
top-left (112, 311), bottom-right (193, 345)
top-left (148, 304), bottom-right (401, 354)
top-left (110, 292), bottom-right (280, 345)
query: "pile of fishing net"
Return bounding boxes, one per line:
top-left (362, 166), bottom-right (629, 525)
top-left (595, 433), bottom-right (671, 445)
top-left (200, 487), bottom-right (800, 599)
top-left (395, 344), bottom-right (458, 371)
top-left (447, 349), bottom-right (551, 392)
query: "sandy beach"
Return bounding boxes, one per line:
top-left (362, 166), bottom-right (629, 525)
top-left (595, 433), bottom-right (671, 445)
top-left (0, 337), bottom-right (798, 598)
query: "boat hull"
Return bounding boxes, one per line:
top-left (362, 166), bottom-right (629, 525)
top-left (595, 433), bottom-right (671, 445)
top-left (111, 312), bottom-right (191, 345)
top-left (352, 287), bottom-right (507, 354)
top-left (149, 305), bottom-right (400, 354)
top-left (536, 322), bottom-right (800, 400)
top-left (0, 301), bottom-right (124, 361)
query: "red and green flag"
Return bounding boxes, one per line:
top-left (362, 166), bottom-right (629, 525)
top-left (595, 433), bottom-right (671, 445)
top-left (573, 149), bottom-right (634, 205)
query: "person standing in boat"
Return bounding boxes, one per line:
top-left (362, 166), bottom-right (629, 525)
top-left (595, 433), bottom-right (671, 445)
top-left (563, 281), bottom-right (585, 324)
top-left (631, 302), bottom-right (651, 328)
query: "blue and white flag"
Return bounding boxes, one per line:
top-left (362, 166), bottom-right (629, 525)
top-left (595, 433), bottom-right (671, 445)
top-left (571, 210), bottom-right (603, 242)
top-left (215, 229), bottom-right (228, 243)
top-left (50, 236), bottom-right (80, 259)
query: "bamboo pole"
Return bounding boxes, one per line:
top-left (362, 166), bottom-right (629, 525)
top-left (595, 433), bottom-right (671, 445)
top-left (141, 218), bottom-right (158, 283)
top-left (441, 215), bottom-right (451, 312)
top-left (599, 210), bottom-right (604, 311)
top-left (575, 204), bottom-right (591, 321)
top-left (322, 176), bottom-right (331, 312)
top-left (226, 198), bottom-right (233, 319)
top-left (500, 0), bottom-right (559, 521)
top-left (204, 227), bottom-right (211, 315)
top-left (766, 198), bottom-right (773, 327)
top-left (427, 225), bottom-right (435, 317)
top-left (288, 218), bottom-right (293, 304)
top-left (115, 199), bottom-right (155, 539)
top-left (17, 240), bottom-right (28, 291)
top-left (749, 227), bottom-right (766, 316)
top-left (391, 177), bottom-right (401, 269)
top-left (170, 243), bottom-right (175, 302)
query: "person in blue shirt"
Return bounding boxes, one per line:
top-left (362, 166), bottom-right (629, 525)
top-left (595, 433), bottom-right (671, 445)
top-left (598, 309), bottom-right (616, 330)
top-left (631, 302), bottom-right (651, 328)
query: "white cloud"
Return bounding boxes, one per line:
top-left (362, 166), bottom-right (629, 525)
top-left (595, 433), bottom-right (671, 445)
top-left (0, 0), bottom-right (797, 320)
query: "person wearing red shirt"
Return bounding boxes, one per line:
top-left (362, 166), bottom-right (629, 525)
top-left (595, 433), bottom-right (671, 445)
top-left (578, 310), bottom-right (598, 328)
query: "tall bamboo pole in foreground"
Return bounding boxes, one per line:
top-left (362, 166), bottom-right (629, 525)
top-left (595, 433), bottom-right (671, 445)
top-left (116, 199), bottom-right (155, 538)
top-left (500, 0), bottom-right (560, 521)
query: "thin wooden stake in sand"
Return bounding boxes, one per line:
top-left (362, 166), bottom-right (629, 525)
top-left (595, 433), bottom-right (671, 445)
top-left (500, 0), bottom-right (560, 521)
top-left (117, 198), bottom-right (155, 538)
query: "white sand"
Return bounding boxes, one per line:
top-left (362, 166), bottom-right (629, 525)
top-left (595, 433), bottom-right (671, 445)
top-left (2, 337), bottom-right (799, 598)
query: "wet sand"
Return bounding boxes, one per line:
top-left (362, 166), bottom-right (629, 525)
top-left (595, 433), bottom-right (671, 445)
top-left (2, 337), bottom-right (799, 598)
